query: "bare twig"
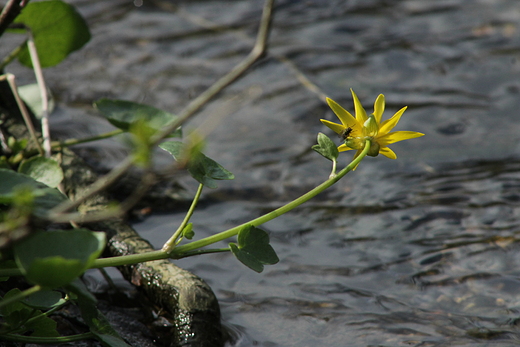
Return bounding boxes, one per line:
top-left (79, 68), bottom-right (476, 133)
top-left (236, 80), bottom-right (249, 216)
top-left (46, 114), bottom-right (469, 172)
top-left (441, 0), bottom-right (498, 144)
top-left (2, 73), bottom-right (44, 155)
top-left (0, 41), bottom-right (25, 71)
top-left (27, 33), bottom-right (51, 157)
top-left (0, 0), bottom-right (23, 38)
top-left (49, 0), bottom-right (276, 217)
top-left (50, 169), bottom-right (157, 224)
top-left (165, 1), bottom-right (327, 102)
top-left (149, 0), bottom-right (274, 147)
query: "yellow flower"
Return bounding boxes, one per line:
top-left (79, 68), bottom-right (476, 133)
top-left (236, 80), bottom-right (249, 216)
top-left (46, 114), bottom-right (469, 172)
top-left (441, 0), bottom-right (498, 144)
top-left (320, 89), bottom-right (424, 161)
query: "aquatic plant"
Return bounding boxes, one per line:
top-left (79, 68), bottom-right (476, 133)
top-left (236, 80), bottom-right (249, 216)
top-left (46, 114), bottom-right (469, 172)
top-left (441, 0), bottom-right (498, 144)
top-left (0, 0), bottom-right (424, 345)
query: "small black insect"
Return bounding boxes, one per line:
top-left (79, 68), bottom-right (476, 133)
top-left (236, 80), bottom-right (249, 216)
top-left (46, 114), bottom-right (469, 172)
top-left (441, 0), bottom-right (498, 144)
top-left (339, 126), bottom-right (353, 140)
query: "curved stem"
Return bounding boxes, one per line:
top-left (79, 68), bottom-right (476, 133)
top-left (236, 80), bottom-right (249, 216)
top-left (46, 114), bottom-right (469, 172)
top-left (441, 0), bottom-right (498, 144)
top-left (162, 183), bottom-right (204, 252)
top-left (53, 129), bottom-right (124, 148)
top-left (330, 158), bottom-right (337, 179)
top-left (170, 140), bottom-right (371, 258)
top-left (0, 332), bottom-right (95, 344)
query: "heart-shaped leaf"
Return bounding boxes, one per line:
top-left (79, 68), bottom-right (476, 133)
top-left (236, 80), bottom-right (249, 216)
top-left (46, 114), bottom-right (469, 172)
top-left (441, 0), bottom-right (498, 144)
top-left (11, 0), bottom-right (90, 68)
top-left (0, 169), bottom-right (67, 217)
top-left (18, 157), bottom-right (63, 188)
top-left (159, 141), bottom-right (234, 188)
top-left (1, 288), bottom-right (59, 337)
top-left (14, 229), bottom-right (105, 288)
top-left (18, 83), bottom-right (55, 119)
top-left (24, 290), bottom-right (65, 309)
top-left (229, 225), bottom-right (279, 273)
top-left (312, 132), bottom-right (339, 162)
top-left (94, 99), bottom-right (181, 137)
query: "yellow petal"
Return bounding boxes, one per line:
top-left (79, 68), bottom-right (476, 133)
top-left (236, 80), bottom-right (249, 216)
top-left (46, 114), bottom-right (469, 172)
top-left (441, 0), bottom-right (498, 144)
top-left (320, 119), bottom-right (344, 134)
top-left (379, 106), bottom-right (407, 135)
top-left (350, 89), bottom-right (368, 124)
top-left (378, 131), bottom-right (425, 146)
top-left (373, 94), bottom-right (385, 124)
top-left (326, 98), bottom-right (358, 129)
top-left (379, 146), bottom-right (397, 159)
top-left (338, 143), bottom-right (354, 152)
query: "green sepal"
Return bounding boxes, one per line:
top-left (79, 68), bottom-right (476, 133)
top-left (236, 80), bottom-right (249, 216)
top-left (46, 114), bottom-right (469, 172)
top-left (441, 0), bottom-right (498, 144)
top-left (11, 0), bottom-right (90, 68)
top-left (229, 225), bottom-right (279, 273)
top-left (159, 141), bottom-right (234, 189)
top-left (312, 132), bottom-right (339, 162)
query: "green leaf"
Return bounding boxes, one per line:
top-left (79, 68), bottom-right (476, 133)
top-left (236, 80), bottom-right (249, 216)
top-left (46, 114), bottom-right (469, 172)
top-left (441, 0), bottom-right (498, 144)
top-left (182, 223), bottom-right (194, 240)
top-left (94, 99), bottom-right (182, 137)
top-left (158, 140), bottom-right (184, 160)
top-left (24, 290), bottom-right (65, 310)
top-left (25, 314), bottom-right (59, 337)
top-left (159, 141), bottom-right (234, 189)
top-left (14, 229), bottom-right (105, 288)
top-left (312, 132), bottom-right (339, 162)
top-left (0, 169), bottom-right (67, 217)
top-left (188, 152), bottom-right (234, 189)
top-left (76, 293), bottom-right (131, 347)
top-left (18, 83), bottom-right (55, 119)
top-left (18, 157), bottom-right (63, 188)
top-left (229, 225), bottom-right (279, 273)
top-left (12, 0), bottom-right (90, 68)
top-left (0, 288), bottom-right (59, 337)
top-left (1, 288), bottom-right (31, 325)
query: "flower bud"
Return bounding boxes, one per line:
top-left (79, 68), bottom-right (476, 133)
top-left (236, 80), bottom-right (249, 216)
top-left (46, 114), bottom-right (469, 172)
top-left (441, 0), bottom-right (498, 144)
top-left (363, 114), bottom-right (379, 137)
top-left (367, 141), bottom-right (380, 157)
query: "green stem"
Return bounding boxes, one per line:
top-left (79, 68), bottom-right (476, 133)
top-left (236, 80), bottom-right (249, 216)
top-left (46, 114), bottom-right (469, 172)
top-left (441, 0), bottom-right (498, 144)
top-left (330, 158), bottom-right (337, 178)
top-left (25, 129), bottom-right (126, 157)
top-left (52, 129), bottom-right (124, 148)
top-left (0, 285), bottom-right (41, 310)
top-left (90, 249), bottom-right (168, 269)
top-left (177, 248), bottom-right (230, 258)
top-left (162, 183), bottom-right (204, 252)
top-left (170, 140), bottom-right (371, 258)
top-left (0, 332), bottom-right (95, 344)
top-left (0, 142), bottom-right (370, 272)
top-left (0, 41), bottom-right (25, 71)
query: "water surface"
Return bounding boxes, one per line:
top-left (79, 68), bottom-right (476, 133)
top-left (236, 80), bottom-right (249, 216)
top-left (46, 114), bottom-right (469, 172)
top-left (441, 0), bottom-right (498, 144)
top-left (5, 0), bottom-right (520, 345)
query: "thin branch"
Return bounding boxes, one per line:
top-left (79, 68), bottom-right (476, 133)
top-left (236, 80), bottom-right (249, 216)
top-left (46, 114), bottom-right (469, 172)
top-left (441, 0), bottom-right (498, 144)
top-left (148, 0), bottom-right (274, 147)
top-left (0, 0), bottom-right (23, 38)
top-left (3, 73), bottom-right (44, 156)
top-left (171, 1), bottom-right (327, 102)
top-left (0, 41), bottom-right (25, 71)
top-left (49, 0), bottom-right (276, 216)
top-left (27, 32), bottom-right (51, 157)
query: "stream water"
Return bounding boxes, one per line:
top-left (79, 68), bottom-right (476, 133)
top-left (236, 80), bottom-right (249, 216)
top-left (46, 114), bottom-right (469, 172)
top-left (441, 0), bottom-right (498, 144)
top-left (4, 0), bottom-right (520, 346)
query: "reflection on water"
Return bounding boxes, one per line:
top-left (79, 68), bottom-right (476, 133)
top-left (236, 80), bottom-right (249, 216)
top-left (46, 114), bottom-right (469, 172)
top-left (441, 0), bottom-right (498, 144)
top-left (136, 159), bottom-right (520, 346)
top-left (5, 0), bottom-right (520, 345)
